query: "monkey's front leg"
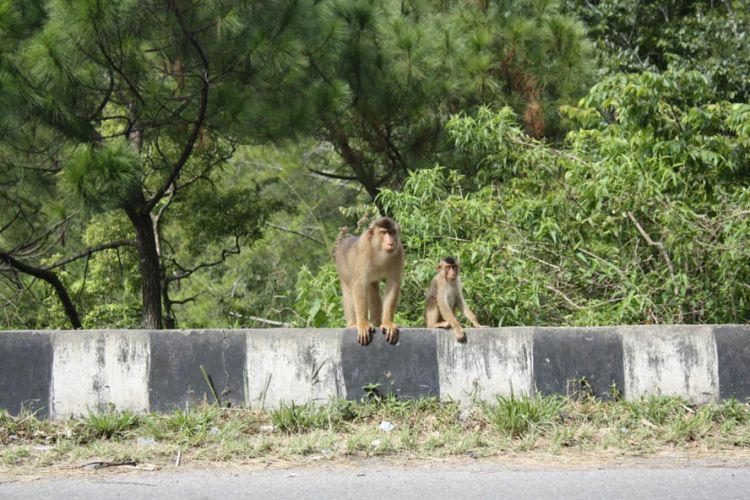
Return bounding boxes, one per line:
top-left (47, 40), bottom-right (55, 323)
top-left (462, 304), bottom-right (484, 328)
top-left (353, 282), bottom-right (374, 345)
top-left (380, 279), bottom-right (401, 344)
top-left (437, 299), bottom-right (466, 343)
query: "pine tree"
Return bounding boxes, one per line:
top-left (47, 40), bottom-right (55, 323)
top-left (307, 0), bottom-right (593, 202)
top-left (2, 0), bottom-right (321, 328)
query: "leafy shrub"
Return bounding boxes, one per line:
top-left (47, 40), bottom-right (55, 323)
top-left (295, 69), bottom-right (750, 327)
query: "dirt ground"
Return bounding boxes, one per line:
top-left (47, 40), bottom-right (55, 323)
top-left (3, 448), bottom-right (750, 482)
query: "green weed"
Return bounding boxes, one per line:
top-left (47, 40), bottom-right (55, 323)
top-left (80, 408), bottom-right (139, 441)
top-left (145, 405), bottom-right (222, 441)
top-left (482, 393), bottom-right (565, 437)
top-left (2, 395), bottom-right (750, 468)
top-left (709, 398), bottom-right (750, 424)
top-left (623, 396), bottom-right (692, 426)
top-left (2, 446), bottom-right (30, 465)
top-left (271, 402), bottom-right (339, 433)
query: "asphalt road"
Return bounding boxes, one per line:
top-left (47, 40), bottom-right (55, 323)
top-left (2, 461), bottom-right (749, 499)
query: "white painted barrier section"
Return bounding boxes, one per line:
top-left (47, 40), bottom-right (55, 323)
top-left (245, 329), bottom-right (345, 408)
top-left (436, 327), bottom-right (534, 406)
top-left (621, 325), bottom-right (719, 404)
top-left (51, 331), bottom-right (150, 417)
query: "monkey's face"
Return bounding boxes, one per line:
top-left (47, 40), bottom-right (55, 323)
top-left (375, 227), bottom-right (399, 253)
top-left (440, 262), bottom-right (458, 280)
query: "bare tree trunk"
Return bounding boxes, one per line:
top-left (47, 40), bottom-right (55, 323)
top-left (124, 203), bottom-right (163, 329)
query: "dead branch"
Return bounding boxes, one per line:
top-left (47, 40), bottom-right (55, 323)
top-left (544, 284), bottom-right (584, 310)
top-left (268, 223), bottom-right (324, 246)
top-left (228, 311), bottom-right (292, 327)
top-left (627, 212), bottom-right (676, 280)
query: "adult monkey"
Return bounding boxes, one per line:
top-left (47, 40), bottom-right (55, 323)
top-left (335, 217), bottom-right (404, 346)
top-left (425, 257), bottom-right (483, 343)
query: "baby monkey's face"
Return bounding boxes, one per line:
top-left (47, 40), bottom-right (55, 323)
top-left (440, 261), bottom-right (458, 280)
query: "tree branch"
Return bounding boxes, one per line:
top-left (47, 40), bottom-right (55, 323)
top-left (145, 1), bottom-right (210, 212)
top-left (627, 211), bottom-right (676, 280)
top-left (170, 294), bottom-right (200, 305)
top-left (165, 236), bottom-right (241, 283)
top-left (0, 251), bottom-right (82, 328)
top-left (0, 208), bottom-right (22, 234)
top-left (267, 223), bottom-right (324, 246)
top-left (307, 167), bottom-right (358, 181)
top-left (44, 240), bottom-right (137, 270)
top-left (228, 311), bottom-right (292, 327)
top-left (544, 284), bottom-right (584, 310)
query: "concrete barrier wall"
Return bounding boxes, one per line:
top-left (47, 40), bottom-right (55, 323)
top-left (1, 326), bottom-right (749, 418)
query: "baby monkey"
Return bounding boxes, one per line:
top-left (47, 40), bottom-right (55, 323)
top-left (424, 257), bottom-right (482, 343)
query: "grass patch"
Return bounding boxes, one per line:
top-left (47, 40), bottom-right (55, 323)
top-left (271, 402), bottom-right (342, 433)
top-left (80, 407), bottom-right (139, 441)
top-left (481, 393), bottom-right (565, 437)
top-left (148, 405), bottom-right (221, 439)
top-left (1, 395), bottom-right (750, 468)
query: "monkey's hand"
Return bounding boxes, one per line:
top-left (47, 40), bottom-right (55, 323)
top-left (357, 322), bottom-right (374, 346)
top-left (380, 321), bottom-right (399, 344)
top-left (455, 327), bottom-right (467, 343)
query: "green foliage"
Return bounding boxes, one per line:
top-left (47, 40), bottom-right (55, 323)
top-left (306, 0), bottom-right (593, 200)
top-left (169, 183), bottom-right (279, 253)
top-left (712, 398), bottom-right (750, 425)
top-left (1, 0), bottom-right (330, 329)
top-left (169, 142), bottom-right (360, 329)
top-left (354, 394), bottom-right (456, 423)
top-left (60, 140), bottom-right (142, 212)
top-left (623, 396), bottom-right (693, 427)
top-left (269, 396), bottom-right (458, 434)
top-left (294, 264), bottom-right (344, 327)
top-left (565, 0), bottom-right (750, 101)
top-left (2, 0), bottom-right (749, 331)
top-left (0, 408), bottom-right (58, 445)
top-left (295, 66), bottom-right (750, 327)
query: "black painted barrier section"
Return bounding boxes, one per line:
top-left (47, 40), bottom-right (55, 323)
top-left (714, 325), bottom-right (750, 400)
top-left (341, 328), bottom-right (440, 400)
top-left (149, 330), bottom-right (246, 411)
top-left (533, 328), bottom-right (625, 399)
top-left (0, 331), bottom-right (53, 417)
